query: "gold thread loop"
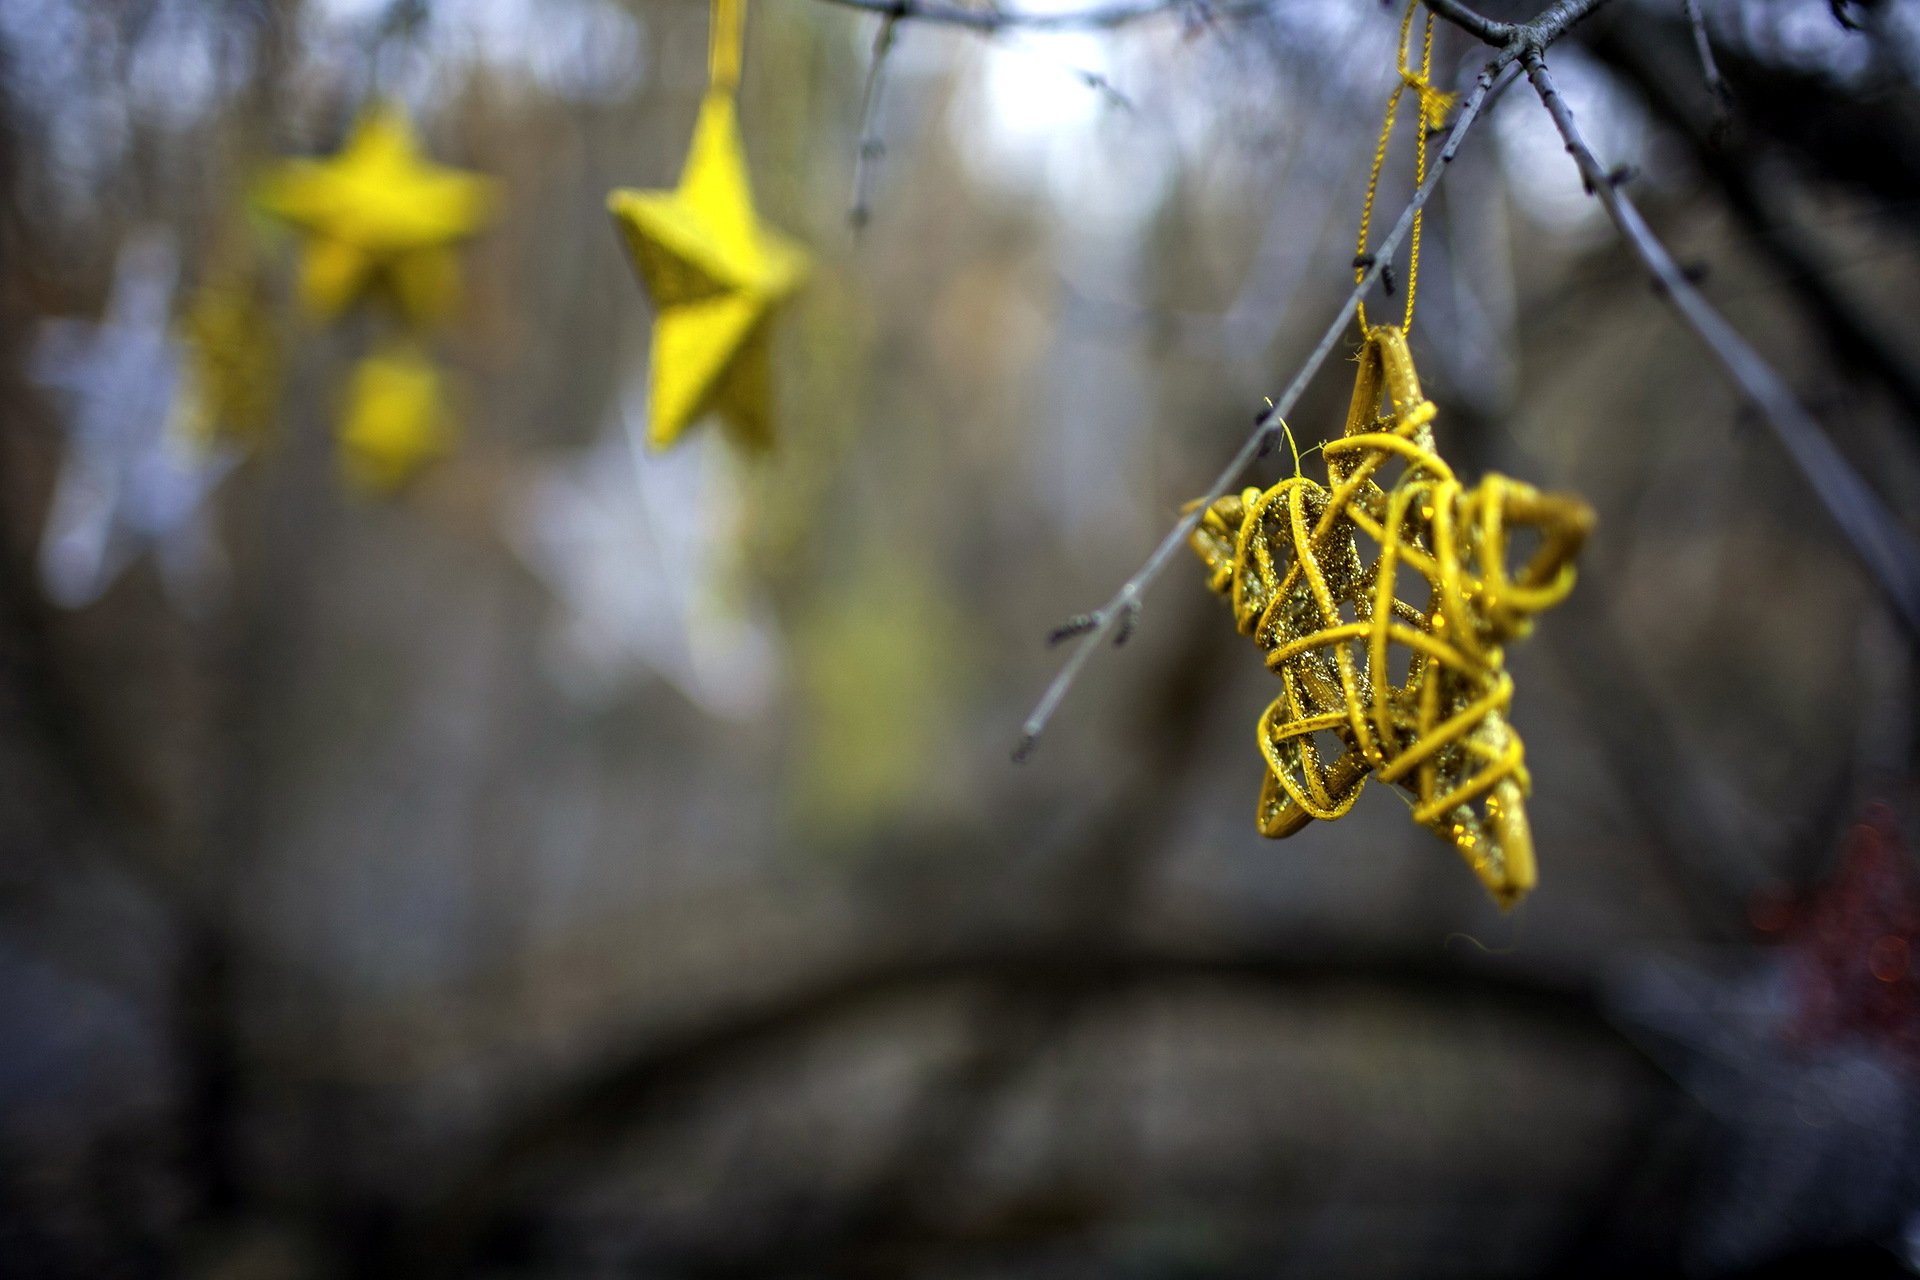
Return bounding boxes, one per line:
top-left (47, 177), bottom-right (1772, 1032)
top-left (1354, 1), bottom-right (1454, 336)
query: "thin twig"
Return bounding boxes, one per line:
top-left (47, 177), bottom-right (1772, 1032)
top-left (1012, 57), bottom-right (1520, 762)
top-left (803, 0), bottom-right (1598, 48)
top-left (850, 13), bottom-right (901, 229)
top-left (1588, 21), bottom-right (1920, 438)
top-left (1678, 0), bottom-right (1732, 136)
top-left (1522, 49), bottom-right (1920, 635)
top-left (1525, 0), bottom-right (1614, 46)
top-left (1422, 0), bottom-right (1512, 45)
top-left (809, 0), bottom-right (1266, 32)
top-left (1423, 0), bottom-right (1608, 49)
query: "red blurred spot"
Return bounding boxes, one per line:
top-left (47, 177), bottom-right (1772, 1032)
top-left (1783, 803), bottom-right (1920, 1065)
top-left (1869, 935), bottom-right (1909, 984)
top-left (1849, 819), bottom-right (1889, 860)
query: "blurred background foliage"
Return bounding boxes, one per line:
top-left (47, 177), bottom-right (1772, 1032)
top-left (1, 0), bottom-right (1919, 1275)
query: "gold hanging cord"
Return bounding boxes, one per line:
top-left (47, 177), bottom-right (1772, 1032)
top-left (1353, 1), bottom-right (1454, 336)
top-left (709, 0), bottom-right (746, 95)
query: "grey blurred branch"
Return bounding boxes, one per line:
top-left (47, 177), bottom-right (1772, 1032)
top-left (808, 0), bottom-right (1267, 32)
top-left (400, 937), bottom-right (1642, 1275)
top-left (1587, 19), bottom-right (1920, 441)
top-left (1678, 0), bottom-right (1731, 128)
top-left (1522, 48), bottom-right (1920, 636)
top-left (849, 13), bottom-right (900, 229)
top-left (1424, 0), bottom-right (1610, 48)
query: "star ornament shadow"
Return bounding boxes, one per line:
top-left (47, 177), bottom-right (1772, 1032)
top-left (608, 92), bottom-right (810, 452)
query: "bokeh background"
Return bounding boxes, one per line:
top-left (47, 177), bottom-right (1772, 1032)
top-left (2, 0), bottom-right (1919, 1275)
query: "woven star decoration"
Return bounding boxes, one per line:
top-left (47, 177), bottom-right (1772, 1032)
top-left (607, 92), bottom-right (809, 451)
top-left (1189, 326), bottom-right (1593, 908)
top-left (255, 103), bottom-right (495, 327)
top-left (336, 340), bottom-right (452, 494)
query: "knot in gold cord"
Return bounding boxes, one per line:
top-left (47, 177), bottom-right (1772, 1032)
top-left (1402, 68), bottom-right (1455, 132)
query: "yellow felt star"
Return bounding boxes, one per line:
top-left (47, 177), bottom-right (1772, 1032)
top-left (255, 103), bottom-right (495, 327)
top-left (179, 280), bottom-right (281, 446)
top-left (336, 341), bottom-right (453, 494)
top-left (608, 92), bottom-right (809, 451)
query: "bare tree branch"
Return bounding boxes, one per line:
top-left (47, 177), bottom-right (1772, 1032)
top-left (1427, 0), bottom-right (1612, 49)
top-left (1012, 56), bottom-right (1520, 761)
top-left (1522, 48), bottom-right (1920, 636)
top-left (1678, 0), bottom-right (1732, 132)
top-left (803, 0), bottom-right (1604, 45)
top-left (1422, 0), bottom-right (1514, 45)
top-left (1587, 20), bottom-right (1920, 440)
top-left (1008, 0), bottom-right (1637, 758)
top-left (397, 936), bottom-right (1647, 1276)
top-left (850, 13), bottom-right (901, 229)
top-left (807, 0), bottom-right (1267, 33)
top-left (1520, 0), bottom-right (1619, 46)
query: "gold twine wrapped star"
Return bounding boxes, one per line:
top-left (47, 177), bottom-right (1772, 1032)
top-left (607, 0), bottom-right (809, 451)
top-left (1190, 326), bottom-right (1592, 908)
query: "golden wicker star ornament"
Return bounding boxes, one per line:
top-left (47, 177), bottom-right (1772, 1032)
top-left (1190, 327), bottom-right (1593, 908)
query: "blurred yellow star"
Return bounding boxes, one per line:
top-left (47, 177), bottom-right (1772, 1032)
top-left (179, 281), bottom-right (281, 446)
top-left (608, 93), bottom-right (809, 451)
top-left (337, 341), bottom-right (452, 493)
top-left (256, 103), bottom-right (495, 327)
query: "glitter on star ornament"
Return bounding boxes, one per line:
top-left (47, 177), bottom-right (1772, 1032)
top-left (254, 102), bottom-right (496, 327)
top-left (32, 232), bottom-right (236, 609)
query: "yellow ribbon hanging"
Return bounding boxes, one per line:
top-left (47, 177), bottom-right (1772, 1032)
top-left (1353, 1), bottom-right (1455, 337)
top-left (709, 0), bottom-right (745, 95)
